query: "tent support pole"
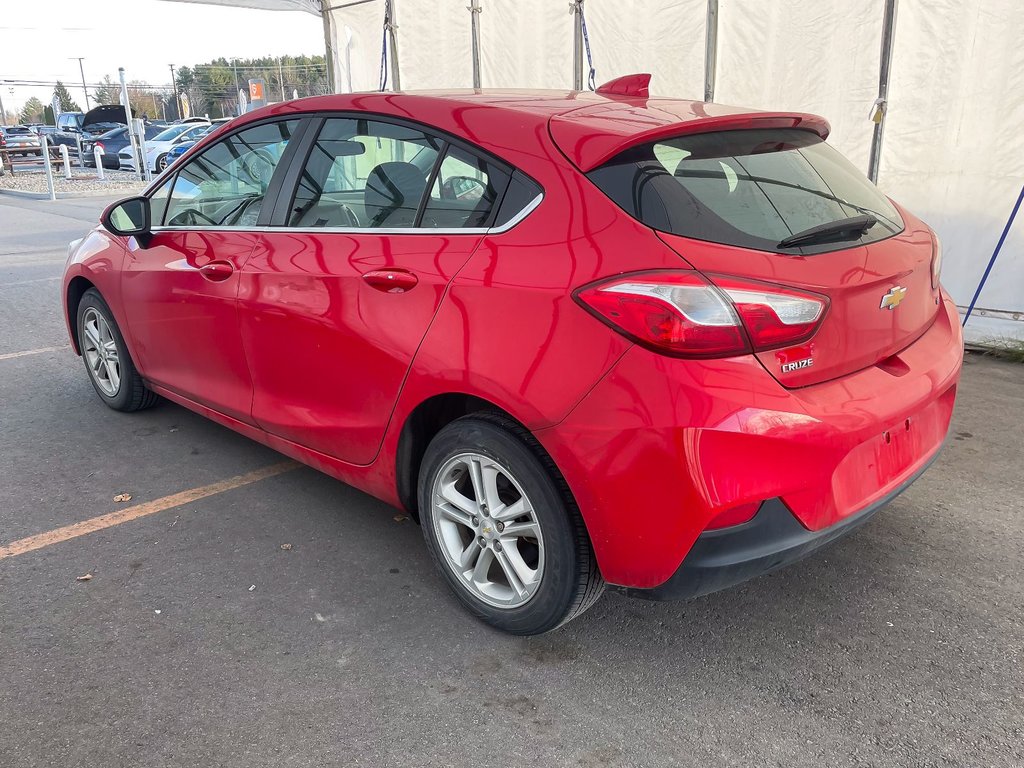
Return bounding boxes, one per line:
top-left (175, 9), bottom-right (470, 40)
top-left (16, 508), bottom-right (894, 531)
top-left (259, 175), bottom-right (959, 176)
top-left (321, 6), bottom-right (343, 94)
top-left (868, 0), bottom-right (898, 183)
top-left (387, 0), bottom-right (401, 91)
top-left (469, 0), bottom-right (482, 89)
top-left (704, 0), bottom-right (718, 102)
top-left (571, 1), bottom-right (584, 91)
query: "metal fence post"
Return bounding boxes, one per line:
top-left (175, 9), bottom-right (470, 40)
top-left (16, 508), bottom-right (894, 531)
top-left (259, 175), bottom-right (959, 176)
top-left (135, 118), bottom-right (151, 183)
top-left (59, 144), bottom-right (72, 179)
top-left (94, 146), bottom-right (105, 180)
top-left (119, 67), bottom-right (143, 183)
top-left (571, 1), bottom-right (584, 91)
top-left (41, 136), bottom-right (56, 201)
top-left (75, 134), bottom-right (85, 168)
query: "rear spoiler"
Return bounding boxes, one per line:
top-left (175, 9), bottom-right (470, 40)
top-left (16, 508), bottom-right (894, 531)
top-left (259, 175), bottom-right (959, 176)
top-left (550, 108), bottom-right (831, 172)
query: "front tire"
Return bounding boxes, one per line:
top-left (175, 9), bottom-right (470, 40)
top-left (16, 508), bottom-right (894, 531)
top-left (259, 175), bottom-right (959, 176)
top-left (418, 414), bottom-right (604, 635)
top-left (156, 153), bottom-right (168, 173)
top-left (76, 288), bottom-right (159, 412)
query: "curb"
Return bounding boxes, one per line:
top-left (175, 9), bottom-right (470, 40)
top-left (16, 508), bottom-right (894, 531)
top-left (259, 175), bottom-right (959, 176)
top-left (0, 187), bottom-right (143, 200)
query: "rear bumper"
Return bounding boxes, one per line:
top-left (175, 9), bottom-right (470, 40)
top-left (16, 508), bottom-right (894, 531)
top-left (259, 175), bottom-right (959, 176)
top-left (536, 293), bottom-right (963, 589)
top-left (625, 450), bottom-right (938, 600)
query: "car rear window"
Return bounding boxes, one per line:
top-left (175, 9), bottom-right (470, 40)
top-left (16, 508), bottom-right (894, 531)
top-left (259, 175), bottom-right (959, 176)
top-left (587, 128), bottom-right (903, 254)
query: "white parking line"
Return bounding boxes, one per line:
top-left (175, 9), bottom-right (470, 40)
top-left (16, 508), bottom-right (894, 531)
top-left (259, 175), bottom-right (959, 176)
top-left (0, 345), bottom-right (70, 361)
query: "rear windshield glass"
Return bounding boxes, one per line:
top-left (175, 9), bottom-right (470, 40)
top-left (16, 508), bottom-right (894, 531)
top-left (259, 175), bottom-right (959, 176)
top-left (587, 128), bottom-right (903, 253)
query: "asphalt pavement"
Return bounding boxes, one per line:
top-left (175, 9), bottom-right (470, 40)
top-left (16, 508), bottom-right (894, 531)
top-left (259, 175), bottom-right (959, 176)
top-left (0, 193), bottom-right (1020, 767)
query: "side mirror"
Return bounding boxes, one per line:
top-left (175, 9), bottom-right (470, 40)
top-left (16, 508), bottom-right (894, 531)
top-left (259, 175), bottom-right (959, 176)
top-left (101, 196), bottom-right (151, 240)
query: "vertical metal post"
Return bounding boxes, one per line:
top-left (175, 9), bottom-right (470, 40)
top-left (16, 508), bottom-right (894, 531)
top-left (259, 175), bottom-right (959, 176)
top-left (278, 57), bottom-right (287, 101)
top-left (868, 0), bottom-right (898, 183)
top-left (704, 0), bottom-right (718, 102)
top-left (469, 0), bottom-right (482, 89)
top-left (169, 64), bottom-right (177, 119)
top-left (59, 144), bottom-right (72, 179)
top-left (232, 59), bottom-right (241, 116)
top-left (41, 137), bottom-right (56, 201)
top-left (118, 68), bottom-right (142, 182)
top-left (571, 1), bottom-right (584, 91)
top-left (136, 118), bottom-right (151, 183)
top-left (74, 134), bottom-right (84, 168)
top-left (322, 7), bottom-right (343, 94)
top-left (73, 58), bottom-right (91, 110)
top-left (94, 146), bottom-right (105, 180)
top-left (387, 0), bottom-right (402, 91)
top-left (0, 84), bottom-right (7, 126)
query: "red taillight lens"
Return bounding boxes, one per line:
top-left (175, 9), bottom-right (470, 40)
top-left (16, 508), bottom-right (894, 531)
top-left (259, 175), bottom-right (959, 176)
top-left (575, 271), bottom-right (750, 357)
top-left (575, 271), bottom-right (827, 357)
top-left (711, 277), bottom-right (828, 351)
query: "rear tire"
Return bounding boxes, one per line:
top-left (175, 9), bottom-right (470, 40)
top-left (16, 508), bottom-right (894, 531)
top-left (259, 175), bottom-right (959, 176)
top-left (418, 414), bottom-right (604, 635)
top-left (76, 288), bottom-right (160, 412)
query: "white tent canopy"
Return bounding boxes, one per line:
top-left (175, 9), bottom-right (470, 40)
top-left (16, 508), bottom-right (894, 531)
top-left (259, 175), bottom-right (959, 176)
top-left (161, 0), bottom-right (1024, 344)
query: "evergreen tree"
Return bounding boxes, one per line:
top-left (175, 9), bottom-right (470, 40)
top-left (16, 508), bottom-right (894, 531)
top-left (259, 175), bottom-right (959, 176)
top-left (93, 75), bottom-right (121, 106)
top-left (53, 81), bottom-right (82, 113)
top-left (19, 97), bottom-right (46, 124)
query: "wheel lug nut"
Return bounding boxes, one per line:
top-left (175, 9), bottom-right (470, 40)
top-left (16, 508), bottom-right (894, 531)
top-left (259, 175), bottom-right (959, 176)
top-left (496, 522), bottom-right (504, 532)
top-left (480, 504), bottom-right (489, 516)
top-left (472, 516), bottom-right (479, 526)
top-left (478, 537), bottom-right (486, 548)
top-left (493, 542), bottom-right (502, 552)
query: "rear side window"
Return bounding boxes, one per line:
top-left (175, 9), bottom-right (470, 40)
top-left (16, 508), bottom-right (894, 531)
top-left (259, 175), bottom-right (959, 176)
top-left (421, 145), bottom-right (509, 229)
top-left (587, 129), bottom-right (903, 253)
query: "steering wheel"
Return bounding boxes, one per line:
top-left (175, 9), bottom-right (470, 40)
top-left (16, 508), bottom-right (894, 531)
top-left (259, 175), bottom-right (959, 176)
top-left (168, 207), bottom-right (218, 227)
top-left (440, 175), bottom-right (487, 201)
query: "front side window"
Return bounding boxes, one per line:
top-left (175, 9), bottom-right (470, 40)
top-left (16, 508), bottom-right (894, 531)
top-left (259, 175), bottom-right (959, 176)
top-left (289, 118), bottom-right (442, 228)
top-left (587, 128), bottom-right (904, 253)
top-left (162, 119), bottom-right (298, 228)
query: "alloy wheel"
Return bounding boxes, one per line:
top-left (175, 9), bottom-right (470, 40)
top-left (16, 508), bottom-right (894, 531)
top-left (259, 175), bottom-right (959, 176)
top-left (81, 307), bottom-right (121, 397)
top-left (430, 452), bottom-right (545, 609)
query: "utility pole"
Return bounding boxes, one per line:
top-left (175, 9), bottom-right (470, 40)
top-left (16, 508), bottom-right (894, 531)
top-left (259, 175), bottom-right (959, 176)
top-left (169, 64), bottom-right (178, 120)
top-left (71, 57), bottom-right (91, 110)
top-left (278, 57), bottom-right (286, 101)
top-left (231, 58), bottom-right (240, 116)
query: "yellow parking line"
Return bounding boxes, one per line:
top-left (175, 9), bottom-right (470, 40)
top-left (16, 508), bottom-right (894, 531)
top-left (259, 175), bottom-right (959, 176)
top-left (0, 345), bottom-right (70, 361)
top-left (0, 461), bottom-right (299, 561)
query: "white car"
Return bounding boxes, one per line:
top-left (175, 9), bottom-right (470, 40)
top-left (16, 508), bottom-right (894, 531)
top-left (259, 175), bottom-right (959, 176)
top-left (117, 122), bottom-right (210, 173)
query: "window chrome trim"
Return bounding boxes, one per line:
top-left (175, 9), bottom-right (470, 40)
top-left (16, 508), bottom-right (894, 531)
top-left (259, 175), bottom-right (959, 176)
top-left (148, 193), bottom-right (543, 237)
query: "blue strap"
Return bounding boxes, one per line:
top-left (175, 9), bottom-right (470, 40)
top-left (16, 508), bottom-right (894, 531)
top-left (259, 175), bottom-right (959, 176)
top-left (962, 183), bottom-right (1024, 328)
top-left (580, 6), bottom-right (596, 90)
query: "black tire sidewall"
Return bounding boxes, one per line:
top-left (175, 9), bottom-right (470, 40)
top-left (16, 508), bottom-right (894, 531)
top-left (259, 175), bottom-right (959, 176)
top-left (418, 418), bottom-right (583, 635)
top-left (77, 290), bottom-right (137, 411)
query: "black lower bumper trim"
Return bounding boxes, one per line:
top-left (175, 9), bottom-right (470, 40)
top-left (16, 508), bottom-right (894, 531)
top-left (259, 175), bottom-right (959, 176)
top-left (626, 451), bottom-right (940, 601)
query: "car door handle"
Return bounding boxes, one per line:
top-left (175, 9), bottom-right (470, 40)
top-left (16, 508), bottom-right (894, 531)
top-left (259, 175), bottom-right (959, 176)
top-left (198, 260), bottom-right (234, 282)
top-left (362, 269), bottom-right (418, 293)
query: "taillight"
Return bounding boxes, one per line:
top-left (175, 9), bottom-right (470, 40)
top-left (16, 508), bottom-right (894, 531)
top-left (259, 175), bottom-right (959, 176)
top-left (575, 271), bottom-right (749, 357)
top-left (575, 271), bottom-right (827, 358)
top-left (711, 276), bottom-right (827, 350)
top-left (931, 233), bottom-right (942, 289)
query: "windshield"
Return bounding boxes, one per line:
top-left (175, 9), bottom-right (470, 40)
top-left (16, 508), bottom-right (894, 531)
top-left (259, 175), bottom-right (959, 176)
top-left (587, 128), bottom-right (903, 254)
top-left (152, 124), bottom-right (198, 143)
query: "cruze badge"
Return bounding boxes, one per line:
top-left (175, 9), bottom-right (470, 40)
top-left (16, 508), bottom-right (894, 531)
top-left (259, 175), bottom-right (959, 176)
top-left (781, 358), bottom-right (814, 373)
top-left (880, 286), bottom-right (908, 310)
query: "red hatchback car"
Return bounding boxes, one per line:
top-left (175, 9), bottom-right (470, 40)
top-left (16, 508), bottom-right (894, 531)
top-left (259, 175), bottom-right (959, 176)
top-left (63, 76), bottom-right (963, 634)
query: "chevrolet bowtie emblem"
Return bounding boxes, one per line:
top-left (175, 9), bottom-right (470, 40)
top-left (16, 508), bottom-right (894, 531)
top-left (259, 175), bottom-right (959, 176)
top-left (880, 286), bottom-right (907, 310)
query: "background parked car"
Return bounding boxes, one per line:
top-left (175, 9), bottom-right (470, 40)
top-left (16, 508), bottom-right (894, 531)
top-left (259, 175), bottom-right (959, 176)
top-left (0, 125), bottom-right (42, 156)
top-left (163, 118), bottom-right (233, 167)
top-left (117, 122), bottom-right (209, 173)
top-left (52, 105), bottom-right (128, 152)
top-left (82, 124), bottom-right (167, 170)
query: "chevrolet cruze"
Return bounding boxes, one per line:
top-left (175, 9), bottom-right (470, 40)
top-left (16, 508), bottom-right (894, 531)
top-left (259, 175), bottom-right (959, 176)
top-left (62, 75), bottom-right (963, 634)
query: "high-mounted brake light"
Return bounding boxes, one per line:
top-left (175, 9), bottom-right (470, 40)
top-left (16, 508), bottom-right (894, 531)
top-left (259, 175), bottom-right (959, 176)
top-left (575, 271), bottom-right (827, 358)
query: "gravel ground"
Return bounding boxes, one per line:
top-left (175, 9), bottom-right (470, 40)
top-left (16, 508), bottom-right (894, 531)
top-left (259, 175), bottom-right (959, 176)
top-left (0, 169), bottom-right (146, 196)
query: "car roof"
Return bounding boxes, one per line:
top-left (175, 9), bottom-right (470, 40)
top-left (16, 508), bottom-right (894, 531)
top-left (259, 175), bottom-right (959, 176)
top-left (235, 86), bottom-right (830, 173)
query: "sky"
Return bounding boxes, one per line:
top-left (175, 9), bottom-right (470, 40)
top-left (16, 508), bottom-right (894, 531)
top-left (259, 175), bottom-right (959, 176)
top-left (0, 0), bottom-right (323, 115)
